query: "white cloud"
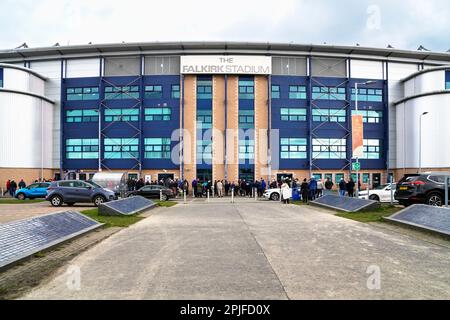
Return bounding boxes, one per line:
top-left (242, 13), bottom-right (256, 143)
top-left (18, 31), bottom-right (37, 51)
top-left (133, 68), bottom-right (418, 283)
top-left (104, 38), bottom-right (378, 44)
top-left (0, 0), bottom-right (448, 51)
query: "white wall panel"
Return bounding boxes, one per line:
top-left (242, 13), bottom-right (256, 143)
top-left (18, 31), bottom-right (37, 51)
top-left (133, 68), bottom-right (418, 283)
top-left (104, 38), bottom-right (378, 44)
top-left (404, 70), bottom-right (446, 96)
top-left (388, 62), bottom-right (419, 81)
top-left (396, 94), bottom-right (450, 169)
top-left (66, 58), bottom-right (100, 78)
top-left (2, 68), bottom-right (46, 96)
top-left (350, 59), bottom-right (384, 79)
top-left (0, 92), bottom-right (54, 168)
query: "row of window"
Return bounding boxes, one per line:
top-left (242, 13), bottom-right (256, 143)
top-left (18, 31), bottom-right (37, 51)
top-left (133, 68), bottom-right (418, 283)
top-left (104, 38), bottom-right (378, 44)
top-left (280, 108), bottom-right (383, 123)
top-left (271, 85), bottom-right (384, 101)
top-left (66, 108), bottom-right (173, 123)
top-left (66, 138), bottom-right (171, 160)
top-left (66, 137), bottom-right (381, 160)
top-left (66, 85), bottom-right (180, 101)
top-left (66, 107), bottom-right (382, 124)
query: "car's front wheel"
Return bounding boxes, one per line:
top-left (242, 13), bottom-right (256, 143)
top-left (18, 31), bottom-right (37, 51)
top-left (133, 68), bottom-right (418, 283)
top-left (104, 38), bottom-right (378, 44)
top-left (93, 195), bottom-right (106, 207)
top-left (50, 195), bottom-right (63, 207)
top-left (17, 193), bottom-right (26, 200)
top-left (427, 192), bottom-right (443, 207)
top-left (270, 192), bottom-right (280, 201)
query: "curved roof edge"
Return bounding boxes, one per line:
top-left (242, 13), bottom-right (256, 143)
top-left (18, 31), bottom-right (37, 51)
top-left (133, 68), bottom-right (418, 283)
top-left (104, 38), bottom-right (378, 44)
top-left (1, 41), bottom-right (450, 63)
top-left (401, 65), bottom-right (450, 83)
top-left (394, 90), bottom-right (450, 105)
top-left (0, 63), bottom-right (48, 81)
top-left (0, 88), bottom-right (55, 104)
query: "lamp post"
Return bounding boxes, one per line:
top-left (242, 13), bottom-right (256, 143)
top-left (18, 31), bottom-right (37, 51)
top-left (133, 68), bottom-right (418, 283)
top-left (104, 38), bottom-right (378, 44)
top-left (354, 80), bottom-right (376, 195)
top-left (418, 112), bottom-right (429, 173)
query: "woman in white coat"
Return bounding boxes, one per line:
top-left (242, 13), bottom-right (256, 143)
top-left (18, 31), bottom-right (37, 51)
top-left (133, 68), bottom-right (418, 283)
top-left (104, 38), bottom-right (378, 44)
top-left (281, 181), bottom-right (291, 204)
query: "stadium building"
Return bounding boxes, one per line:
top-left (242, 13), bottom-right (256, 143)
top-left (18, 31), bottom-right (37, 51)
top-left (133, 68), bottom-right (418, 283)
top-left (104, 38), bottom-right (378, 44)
top-left (0, 42), bottom-right (449, 187)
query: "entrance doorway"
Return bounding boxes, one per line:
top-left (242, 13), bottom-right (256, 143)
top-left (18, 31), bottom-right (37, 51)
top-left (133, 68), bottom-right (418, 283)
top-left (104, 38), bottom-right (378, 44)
top-left (373, 173), bottom-right (381, 188)
top-left (277, 173), bottom-right (293, 183)
top-left (196, 169), bottom-right (212, 183)
top-left (239, 168), bottom-right (254, 182)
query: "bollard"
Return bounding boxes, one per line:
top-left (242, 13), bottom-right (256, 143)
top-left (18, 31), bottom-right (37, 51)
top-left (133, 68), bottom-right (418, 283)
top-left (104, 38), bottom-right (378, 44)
top-left (254, 188), bottom-right (257, 201)
top-left (160, 189), bottom-right (163, 202)
top-left (207, 190), bottom-right (210, 202)
top-left (390, 176), bottom-right (394, 206)
top-left (212, 186), bottom-right (215, 198)
top-left (231, 188), bottom-right (234, 203)
top-left (184, 190), bottom-right (187, 204)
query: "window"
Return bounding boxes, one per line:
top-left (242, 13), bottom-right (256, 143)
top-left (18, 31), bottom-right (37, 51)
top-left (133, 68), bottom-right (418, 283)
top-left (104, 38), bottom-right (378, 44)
top-left (446, 81), bottom-right (450, 90)
top-left (104, 109), bottom-right (139, 122)
top-left (197, 140), bottom-right (213, 161)
top-left (239, 110), bottom-right (254, 129)
top-left (197, 110), bottom-right (212, 129)
top-left (313, 174), bottom-right (322, 181)
top-left (362, 139), bottom-right (381, 159)
top-left (363, 173), bottom-right (370, 184)
top-left (239, 79), bottom-right (254, 99)
top-left (197, 80), bottom-right (212, 99)
top-left (144, 138), bottom-right (171, 159)
top-left (239, 140), bottom-right (254, 160)
top-left (312, 109), bottom-right (346, 122)
top-left (66, 109), bottom-right (99, 123)
top-left (104, 138), bottom-right (139, 159)
top-left (171, 85), bottom-right (180, 99)
top-left (271, 85), bottom-right (280, 99)
top-left (335, 173), bottom-right (344, 183)
top-left (289, 86), bottom-right (307, 99)
top-left (145, 108), bottom-right (171, 121)
top-left (312, 86), bottom-right (346, 100)
top-left (351, 88), bottom-right (383, 102)
top-left (313, 138), bottom-right (347, 159)
top-left (280, 108), bottom-right (307, 122)
top-left (144, 85), bottom-right (162, 99)
top-left (67, 87), bottom-right (99, 101)
top-left (352, 110), bottom-right (383, 123)
top-left (105, 86), bottom-right (140, 100)
top-left (280, 138), bottom-right (307, 159)
top-left (66, 139), bottom-right (99, 159)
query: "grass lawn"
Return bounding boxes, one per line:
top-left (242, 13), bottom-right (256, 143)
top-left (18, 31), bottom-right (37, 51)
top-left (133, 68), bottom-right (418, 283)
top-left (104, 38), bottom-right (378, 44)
top-left (0, 199), bottom-right (45, 204)
top-left (336, 205), bottom-right (402, 223)
top-left (80, 200), bottom-right (177, 228)
top-left (80, 208), bottom-right (144, 228)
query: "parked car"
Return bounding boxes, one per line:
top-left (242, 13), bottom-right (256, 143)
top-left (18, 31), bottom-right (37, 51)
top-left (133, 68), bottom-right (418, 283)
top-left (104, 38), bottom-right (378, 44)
top-left (15, 182), bottom-right (51, 200)
top-left (358, 183), bottom-right (397, 203)
top-left (127, 185), bottom-right (174, 201)
top-left (263, 187), bottom-right (292, 201)
top-left (46, 180), bottom-right (116, 207)
top-left (395, 173), bottom-right (450, 207)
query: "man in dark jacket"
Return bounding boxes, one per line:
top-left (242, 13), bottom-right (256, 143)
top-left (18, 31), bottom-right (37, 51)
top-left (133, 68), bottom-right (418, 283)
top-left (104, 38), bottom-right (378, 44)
top-left (325, 178), bottom-right (334, 191)
top-left (339, 179), bottom-right (347, 197)
top-left (346, 178), bottom-right (355, 197)
top-left (9, 180), bottom-right (17, 197)
top-left (18, 179), bottom-right (26, 189)
top-left (300, 179), bottom-right (310, 203)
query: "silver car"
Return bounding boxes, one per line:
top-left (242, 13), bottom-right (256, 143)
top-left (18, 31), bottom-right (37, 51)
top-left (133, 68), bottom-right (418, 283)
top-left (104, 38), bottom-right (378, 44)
top-left (46, 180), bottom-right (116, 207)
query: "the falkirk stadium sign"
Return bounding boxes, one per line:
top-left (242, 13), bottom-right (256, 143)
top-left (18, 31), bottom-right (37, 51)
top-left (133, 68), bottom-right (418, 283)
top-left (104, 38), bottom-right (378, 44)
top-left (180, 55), bottom-right (272, 75)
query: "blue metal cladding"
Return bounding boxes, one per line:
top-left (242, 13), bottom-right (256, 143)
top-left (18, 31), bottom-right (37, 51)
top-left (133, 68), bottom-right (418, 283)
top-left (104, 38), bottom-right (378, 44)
top-left (271, 74), bottom-right (388, 171)
top-left (0, 67), bottom-right (3, 87)
top-left (196, 75), bottom-right (213, 171)
top-left (446, 70), bottom-right (450, 89)
top-left (238, 76), bottom-right (255, 171)
top-left (62, 75), bottom-right (181, 171)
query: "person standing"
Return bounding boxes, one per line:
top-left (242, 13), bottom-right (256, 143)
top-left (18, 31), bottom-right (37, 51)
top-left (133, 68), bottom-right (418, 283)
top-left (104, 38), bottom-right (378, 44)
top-left (9, 180), bottom-right (17, 197)
top-left (339, 179), bottom-right (347, 197)
top-left (316, 179), bottom-right (324, 198)
top-left (4, 180), bottom-right (11, 196)
top-left (192, 179), bottom-right (198, 197)
top-left (281, 180), bottom-right (291, 204)
top-left (325, 178), bottom-right (334, 195)
top-left (18, 179), bottom-right (26, 189)
top-left (260, 178), bottom-right (266, 197)
top-left (301, 179), bottom-right (310, 203)
top-left (347, 178), bottom-right (355, 197)
top-left (309, 176), bottom-right (317, 201)
top-left (216, 180), bottom-right (223, 198)
top-left (270, 179), bottom-right (278, 189)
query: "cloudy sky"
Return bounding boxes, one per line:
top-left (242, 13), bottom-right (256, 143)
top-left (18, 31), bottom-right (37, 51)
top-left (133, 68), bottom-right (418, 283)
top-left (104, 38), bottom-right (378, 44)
top-left (0, 0), bottom-right (449, 52)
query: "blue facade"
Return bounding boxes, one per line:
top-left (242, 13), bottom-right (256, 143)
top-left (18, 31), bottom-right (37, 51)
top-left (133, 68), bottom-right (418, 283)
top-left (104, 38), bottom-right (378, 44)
top-left (446, 70), bottom-right (450, 89)
top-left (62, 74), bottom-right (180, 172)
top-left (271, 74), bottom-right (387, 172)
top-left (0, 67), bottom-right (3, 87)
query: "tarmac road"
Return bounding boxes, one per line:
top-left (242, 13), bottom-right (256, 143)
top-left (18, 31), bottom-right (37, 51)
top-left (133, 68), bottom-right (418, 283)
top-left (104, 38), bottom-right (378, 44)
top-left (22, 201), bottom-right (450, 300)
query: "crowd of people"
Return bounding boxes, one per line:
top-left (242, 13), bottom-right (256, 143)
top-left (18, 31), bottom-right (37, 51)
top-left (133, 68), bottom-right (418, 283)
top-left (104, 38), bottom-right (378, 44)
top-left (126, 175), bottom-right (363, 202)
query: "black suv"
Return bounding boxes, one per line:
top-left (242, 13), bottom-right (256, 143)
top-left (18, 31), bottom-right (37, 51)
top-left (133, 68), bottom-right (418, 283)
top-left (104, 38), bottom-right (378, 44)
top-left (126, 185), bottom-right (174, 201)
top-left (395, 173), bottom-right (450, 207)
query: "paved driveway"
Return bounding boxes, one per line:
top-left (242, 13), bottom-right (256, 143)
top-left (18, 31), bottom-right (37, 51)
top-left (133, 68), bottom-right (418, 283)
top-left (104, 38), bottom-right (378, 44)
top-left (23, 202), bottom-right (450, 300)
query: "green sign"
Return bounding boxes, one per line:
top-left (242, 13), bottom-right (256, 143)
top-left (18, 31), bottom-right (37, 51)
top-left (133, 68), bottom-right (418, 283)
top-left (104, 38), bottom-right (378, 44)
top-left (352, 162), bottom-right (361, 171)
